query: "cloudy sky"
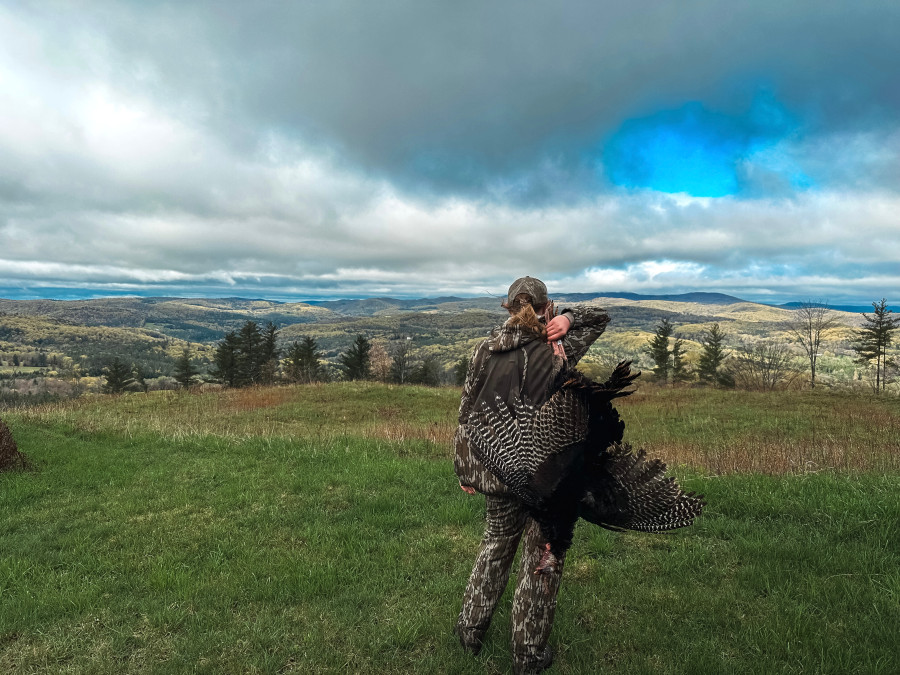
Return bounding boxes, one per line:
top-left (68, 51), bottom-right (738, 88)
top-left (2, 1), bottom-right (899, 303)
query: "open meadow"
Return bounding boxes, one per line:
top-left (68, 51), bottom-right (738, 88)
top-left (1, 383), bottom-right (898, 673)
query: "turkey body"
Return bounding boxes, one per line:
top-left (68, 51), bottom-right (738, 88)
top-left (466, 362), bottom-right (704, 573)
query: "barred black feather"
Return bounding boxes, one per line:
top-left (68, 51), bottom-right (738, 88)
top-left (581, 443), bottom-right (705, 532)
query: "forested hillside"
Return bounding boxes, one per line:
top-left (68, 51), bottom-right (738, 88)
top-left (0, 298), bottom-right (332, 342)
top-left (0, 293), bottom-right (895, 404)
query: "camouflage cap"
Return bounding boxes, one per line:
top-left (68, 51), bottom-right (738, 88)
top-left (506, 276), bottom-right (549, 307)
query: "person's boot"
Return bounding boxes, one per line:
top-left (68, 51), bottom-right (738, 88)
top-left (513, 646), bottom-right (553, 674)
top-left (454, 623), bottom-right (485, 656)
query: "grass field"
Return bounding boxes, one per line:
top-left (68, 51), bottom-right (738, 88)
top-left (1, 383), bottom-right (898, 673)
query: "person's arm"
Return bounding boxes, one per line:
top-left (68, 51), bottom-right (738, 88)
top-left (558, 305), bottom-right (610, 364)
top-left (456, 343), bottom-right (484, 426)
top-left (455, 342), bottom-right (486, 494)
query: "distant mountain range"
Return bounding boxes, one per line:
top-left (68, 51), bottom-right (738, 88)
top-left (1, 292), bottom-right (874, 345)
top-left (0, 292), bottom-right (767, 358)
top-left (774, 301), bottom-right (896, 314)
top-left (306, 291), bottom-right (748, 313)
top-left (557, 291), bottom-right (746, 304)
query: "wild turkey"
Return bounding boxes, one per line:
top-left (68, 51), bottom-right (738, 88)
top-left (466, 361), bottom-right (704, 573)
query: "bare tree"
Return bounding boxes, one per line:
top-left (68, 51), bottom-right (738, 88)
top-left (788, 300), bottom-right (839, 389)
top-left (730, 340), bottom-right (799, 391)
top-left (368, 342), bottom-right (392, 382)
top-left (389, 338), bottom-right (414, 384)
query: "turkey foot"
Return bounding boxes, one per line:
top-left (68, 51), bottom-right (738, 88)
top-left (534, 542), bottom-right (559, 575)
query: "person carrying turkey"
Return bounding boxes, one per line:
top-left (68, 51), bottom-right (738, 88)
top-left (454, 277), bottom-right (705, 673)
top-left (453, 275), bottom-right (609, 674)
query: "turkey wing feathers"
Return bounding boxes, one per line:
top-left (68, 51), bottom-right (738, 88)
top-left (466, 361), bottom-right (640, 509)
top-left (466, 388), bottom-right (590, 508)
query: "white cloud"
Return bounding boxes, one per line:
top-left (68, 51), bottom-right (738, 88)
top-left (3, 181), bottom-right (899, 301)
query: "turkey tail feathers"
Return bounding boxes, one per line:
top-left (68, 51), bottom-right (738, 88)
top-left (602, 360), bottom-right (642, 398)
top-left (559, 360), bottom-right (640, 402)
top-left (581, 443), bottom-right (705, 533)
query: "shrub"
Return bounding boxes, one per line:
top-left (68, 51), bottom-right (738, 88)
top-left (0, 417), bottom-right (29, 472)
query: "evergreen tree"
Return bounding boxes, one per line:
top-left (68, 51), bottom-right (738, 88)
top-left (852, 298), bottom-right (900, 393)
top-left (285, 336), bottom-right (324, 384)
top-left (236, 321), bottom-right (264, 386)
top-left (453, 356), bottom-right (470, 386)
top-left (212, 331), bottom-right (241, 387)
top-left (134, 364), bottom-right (150, 393)
top-left (646, 319), bottom-right (674, 384)
top-left (174, 347), bottom-right (199, 389)
top-left (698, 323), bottom-right (728, 386)
top-left (671, 338), bottom-right (689, 383)
top-left (340, 335), bottom-right (371, 380)
top-left (212, 322), bottom-right (279, 387)
top-left (259, 322), bottom-right (280, 384)
top-left (411, 354), bottom-right (442, 387)
top-left (103, 358), bottom-right (135, 394)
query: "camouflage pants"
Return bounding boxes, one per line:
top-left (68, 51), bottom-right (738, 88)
top-left (457, 494), bottom-right (565, 669)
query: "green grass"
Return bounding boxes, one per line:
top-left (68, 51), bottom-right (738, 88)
top-left (1, 385), bottom-right (898, 673)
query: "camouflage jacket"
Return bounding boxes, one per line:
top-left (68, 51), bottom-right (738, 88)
top-left (454, 305), bottom-right (610, 495)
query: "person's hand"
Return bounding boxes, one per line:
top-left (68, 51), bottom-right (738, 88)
top-left (546, 314), bottom-right (571, 342)
top-left (460, 483), bottom-right (476, 495)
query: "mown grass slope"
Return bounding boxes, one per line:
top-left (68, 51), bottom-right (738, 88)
top-left (1, 384), bottom-right (898, 673)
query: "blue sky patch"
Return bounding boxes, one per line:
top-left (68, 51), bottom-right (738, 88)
top-left (603, 94), bottom-right (803, 197)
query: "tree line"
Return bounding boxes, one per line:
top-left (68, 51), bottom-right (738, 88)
top-left (208, 323), bottom-right (449, 388)
top-left (90, 299), bottom-right (900, 395)
top-left (644, 298), bottom-right (900, 393)
top-left (93, 321), bottom-right (455, 394)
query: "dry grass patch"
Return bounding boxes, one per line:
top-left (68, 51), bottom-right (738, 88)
top-left (618, 387), bottom-right (900, 474)
top-left (9, 382), bottom-right (900, 475)
top-left (221, 386), bottom-right (297, 412)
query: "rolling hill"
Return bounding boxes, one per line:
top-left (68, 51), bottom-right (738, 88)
top-left (0, 292), bottom-right (876, 388)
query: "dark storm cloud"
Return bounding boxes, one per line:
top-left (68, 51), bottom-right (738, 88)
top-left (20, 0), bottom-right (900, 197)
